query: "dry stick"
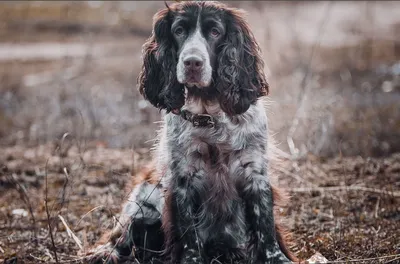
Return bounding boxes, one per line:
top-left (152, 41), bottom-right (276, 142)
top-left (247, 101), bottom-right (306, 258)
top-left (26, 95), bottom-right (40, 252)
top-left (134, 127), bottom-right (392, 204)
top-left (288, 185), bottom-right (400, 197)
top-left (58, 215), bottom-right (83, 251)
top-left (74, 205), bottom-right (104, 229)
top-left (322, 253), bottom-right (400, 264)
top-left (49, 166), bottom-right (69, 217)
top-left (60, 167), bottom-right (70, 208)
top-left (50, 134), bottom-right (70, 214)
top-left (374, 197), bottom-right (380, 219)
top-left (76, 110), bottom-right (88, 168)
top-left (45, 159), bottom-right (59, 264)
top-left (29, 253), bottom-right (88, 264)
top-left (8, 173), bottom-right (38, 245)
top-left (274, 167), bottom-right (318, 188)
top-left (286, 2), bottom-right (334, 158)
top-left (385, 256), bottom-right (400, 264)
top-left (53, 132), bottom-right (81, 228)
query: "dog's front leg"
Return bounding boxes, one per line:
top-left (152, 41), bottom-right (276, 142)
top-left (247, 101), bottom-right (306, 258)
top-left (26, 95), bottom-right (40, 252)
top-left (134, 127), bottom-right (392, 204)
top-left (234, 154), bottom-right (291, 264)
top-left (163, 168), bottom-right (205, 264)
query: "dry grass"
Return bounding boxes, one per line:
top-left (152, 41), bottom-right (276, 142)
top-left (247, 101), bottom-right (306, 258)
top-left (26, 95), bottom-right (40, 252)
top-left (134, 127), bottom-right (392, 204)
top-left (0, 142), bottom-right (399, 263)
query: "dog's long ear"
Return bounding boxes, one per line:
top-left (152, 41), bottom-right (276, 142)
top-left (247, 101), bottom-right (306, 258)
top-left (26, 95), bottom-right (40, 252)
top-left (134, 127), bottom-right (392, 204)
top-left (216, 8), bottom-right (269, 116)
top-left (137, 7), bottom-right (185, 112)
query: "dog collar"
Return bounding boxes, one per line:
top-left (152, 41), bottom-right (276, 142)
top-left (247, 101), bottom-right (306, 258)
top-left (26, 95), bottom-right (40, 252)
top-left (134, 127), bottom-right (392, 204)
top-left (172, 109), bottom-right (215, 128)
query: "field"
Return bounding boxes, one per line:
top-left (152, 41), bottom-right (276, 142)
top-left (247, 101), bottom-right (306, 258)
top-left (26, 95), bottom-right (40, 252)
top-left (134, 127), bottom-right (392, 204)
top-left (1, 143), bottom-right (400, 263)
top-left (0, 1), bottom-right (399, 263)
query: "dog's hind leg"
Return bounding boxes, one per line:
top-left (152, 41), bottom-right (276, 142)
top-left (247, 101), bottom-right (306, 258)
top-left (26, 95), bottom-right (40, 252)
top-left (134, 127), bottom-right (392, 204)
top-left (85, 179), bottom-right (165, 264)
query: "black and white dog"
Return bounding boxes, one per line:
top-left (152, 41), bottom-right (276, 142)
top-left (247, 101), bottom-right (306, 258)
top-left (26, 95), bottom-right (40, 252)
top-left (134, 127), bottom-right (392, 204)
top-left (87, 1), bottom-right (298, 263)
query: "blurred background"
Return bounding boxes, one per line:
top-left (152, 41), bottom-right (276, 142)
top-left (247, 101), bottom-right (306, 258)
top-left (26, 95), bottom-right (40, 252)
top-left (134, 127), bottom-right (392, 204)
top-left (0, 1), bottom-right (399, 263)
top-left (0, 1), bottom-right (399, 157)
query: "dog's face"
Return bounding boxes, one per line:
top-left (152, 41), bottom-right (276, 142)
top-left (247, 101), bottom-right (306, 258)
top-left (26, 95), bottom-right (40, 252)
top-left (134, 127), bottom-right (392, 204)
top-left (173, 7), bottom-right (226, 88)
top-left (138, 1), bottom-right (269, 116)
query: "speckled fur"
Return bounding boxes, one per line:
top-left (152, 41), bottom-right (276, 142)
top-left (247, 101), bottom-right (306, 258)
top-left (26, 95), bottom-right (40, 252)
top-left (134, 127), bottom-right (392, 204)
top-left (159, 100), bottom-right (291, 264)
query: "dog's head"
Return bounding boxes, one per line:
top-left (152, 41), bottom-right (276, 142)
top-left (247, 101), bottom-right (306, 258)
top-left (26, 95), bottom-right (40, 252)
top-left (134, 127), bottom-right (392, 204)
top-left (137, 1), bottom-right (268, 116)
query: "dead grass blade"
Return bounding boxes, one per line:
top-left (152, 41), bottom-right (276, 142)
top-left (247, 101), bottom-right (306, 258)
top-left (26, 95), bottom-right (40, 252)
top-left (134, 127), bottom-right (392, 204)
top-left (288, 185), bottom-right (400, 197)
top-left (58, 215), bottom-right (83, 251)
top-left (323, 253), bottom-right (400, 263)
top-left (45, 159), bottom-right (59, 264)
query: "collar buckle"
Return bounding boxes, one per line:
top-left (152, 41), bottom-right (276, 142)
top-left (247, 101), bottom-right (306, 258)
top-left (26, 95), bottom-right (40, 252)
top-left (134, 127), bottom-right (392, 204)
top-left (192, 114), bottom-right (215, 128)
top-left (176, 109), bottom-right (215, 128)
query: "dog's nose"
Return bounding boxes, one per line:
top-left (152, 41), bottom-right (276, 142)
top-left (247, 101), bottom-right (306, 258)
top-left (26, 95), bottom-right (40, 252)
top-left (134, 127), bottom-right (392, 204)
top-left (183, 56), bottom-right (203, 71)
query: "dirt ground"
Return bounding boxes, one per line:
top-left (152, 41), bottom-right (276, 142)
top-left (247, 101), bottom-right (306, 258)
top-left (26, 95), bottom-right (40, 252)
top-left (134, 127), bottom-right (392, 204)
top-left (0, 142), bottom-right (399, 264)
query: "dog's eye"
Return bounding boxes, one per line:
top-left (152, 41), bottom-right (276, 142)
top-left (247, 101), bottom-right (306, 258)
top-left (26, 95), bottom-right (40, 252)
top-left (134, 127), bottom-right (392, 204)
top-left (210, 28), bottom-right (220, 37)
top-left (174, 27), bottom-right (184, 36)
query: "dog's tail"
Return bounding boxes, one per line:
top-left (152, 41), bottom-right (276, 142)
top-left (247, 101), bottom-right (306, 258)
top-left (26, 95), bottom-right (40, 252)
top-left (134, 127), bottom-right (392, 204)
top-left (272, 186), bottom-right (300, 263)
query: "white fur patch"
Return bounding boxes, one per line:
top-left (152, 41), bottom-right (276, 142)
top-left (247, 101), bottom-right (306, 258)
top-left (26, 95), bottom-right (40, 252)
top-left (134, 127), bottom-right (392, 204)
top-left (177, 15), bottom-right (212, 87)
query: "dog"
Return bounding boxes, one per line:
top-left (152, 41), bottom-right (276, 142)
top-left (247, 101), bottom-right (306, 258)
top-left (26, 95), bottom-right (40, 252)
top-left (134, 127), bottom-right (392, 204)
top-left (86, 1), bottom-right (298, 263)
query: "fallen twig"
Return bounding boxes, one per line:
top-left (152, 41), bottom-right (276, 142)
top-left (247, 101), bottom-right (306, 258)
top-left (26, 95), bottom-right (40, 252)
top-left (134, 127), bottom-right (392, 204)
top-left (322, 253), bottom-right (400, 263)
top-left (45, 159), bottom-right (59, 264)
top-left (7, 173), bottom-right (38, 244)
top-left (286, 2), bottom-right (334, 158)
top-left (288, 185), bottom-right (400, 197)
top-left (274, 167), bottom-right (318, 187)
top-left (58, 215), bottom-right (83, 250)
top-left (74, 205), bottom-right (104, 229)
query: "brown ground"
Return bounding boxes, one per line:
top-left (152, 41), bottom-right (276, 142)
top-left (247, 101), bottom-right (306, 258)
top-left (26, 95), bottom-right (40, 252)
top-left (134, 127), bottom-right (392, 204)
top-left (0, 142), bottom-right (399, 264)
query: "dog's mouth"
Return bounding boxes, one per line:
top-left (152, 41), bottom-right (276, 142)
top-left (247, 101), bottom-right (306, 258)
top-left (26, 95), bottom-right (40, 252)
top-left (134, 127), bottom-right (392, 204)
top-left (186, 73), bottom-right (200, 83)
top-left (183, 73), bottom-right (210, 88)
top-left (185, 82), bottom-right (197, 88)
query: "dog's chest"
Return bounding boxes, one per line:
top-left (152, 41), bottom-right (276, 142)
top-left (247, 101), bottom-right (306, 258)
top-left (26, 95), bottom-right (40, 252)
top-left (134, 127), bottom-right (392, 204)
top-left (163, 101), bottom-right (268, 179)
top-left (169, 115), bottom-right (236, 156)
top-left (164, 114), bottom-right (253, 245)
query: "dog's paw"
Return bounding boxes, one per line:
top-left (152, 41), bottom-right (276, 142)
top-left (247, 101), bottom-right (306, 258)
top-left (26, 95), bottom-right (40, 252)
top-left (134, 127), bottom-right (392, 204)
top-left (82, 243), bottom-right (121, 264)
top-left (210, 247), bottom-right (246, 263)
top-left (228, 247), bottom-right (247, 261)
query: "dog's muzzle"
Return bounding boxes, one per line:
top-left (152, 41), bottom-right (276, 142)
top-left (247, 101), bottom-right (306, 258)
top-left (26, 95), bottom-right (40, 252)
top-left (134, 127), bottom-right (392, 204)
top-left (177, 31), bottom-right (212, 87)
